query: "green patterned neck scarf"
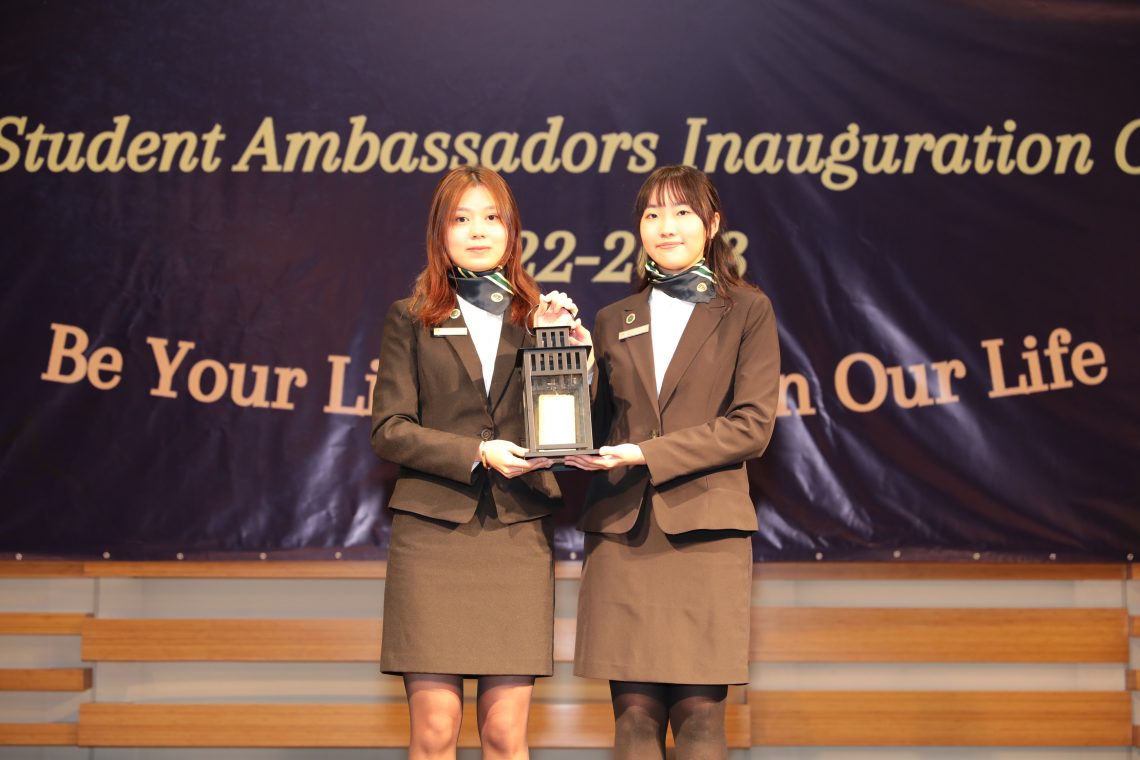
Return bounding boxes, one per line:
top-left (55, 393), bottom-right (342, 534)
top-left (645, 257), bottom-right (716, 303)
top-left (449, 266), bottom-right (515, 315)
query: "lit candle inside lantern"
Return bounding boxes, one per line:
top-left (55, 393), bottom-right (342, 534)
top-left (536, 393), bottom-right (577, 446)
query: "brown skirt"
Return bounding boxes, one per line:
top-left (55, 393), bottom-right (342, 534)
top-left (574, 502), bottom-right (752, 685)
top-left (381, 496), bottom-right (554, 677)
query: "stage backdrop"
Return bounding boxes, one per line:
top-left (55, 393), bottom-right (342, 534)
top-left (2, 0), bottom-right (1137, 561)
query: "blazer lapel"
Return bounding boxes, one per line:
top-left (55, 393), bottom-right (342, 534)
top-left (438, 311), bottom-right (485, 398)
top-left (658, 297), bottom-right (728, 412)
top-left (619, 289), bottom-right (659, 419)
top-left (488, 318), bottom-right (526, 413)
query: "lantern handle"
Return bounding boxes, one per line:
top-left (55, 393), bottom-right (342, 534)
top-left (524, 303), bottom-right (541, 336)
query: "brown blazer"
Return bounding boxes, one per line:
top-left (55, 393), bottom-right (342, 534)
top-left (371, 298), bottom-right (561, 525)
top-left (578, 284), bottom-right (780, 535)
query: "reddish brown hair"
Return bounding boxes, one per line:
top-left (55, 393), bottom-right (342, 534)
top-left (632, 165), bottom-right (754, 295)
top-left (410, 165), bottom-right (540, 326)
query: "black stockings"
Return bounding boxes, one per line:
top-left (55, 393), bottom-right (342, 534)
top-left (611, 681), bottom-right (728, 760)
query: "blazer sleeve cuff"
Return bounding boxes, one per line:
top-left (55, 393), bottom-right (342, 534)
top-left (638, 436), bottom-right (675, 486)
top-left (450, 437), bottom-right (484, 484)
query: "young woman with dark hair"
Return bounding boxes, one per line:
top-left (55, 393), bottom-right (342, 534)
top-left (567, 165), bottom-right (781, 760)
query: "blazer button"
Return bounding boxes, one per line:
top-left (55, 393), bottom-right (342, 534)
top-left (480, 428), bottom-right (494, 441)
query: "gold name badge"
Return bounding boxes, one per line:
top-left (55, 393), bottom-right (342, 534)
top-left (618, 324), bottom-right (649, 340)
top-left (433, 327), bottom-right (468, 336)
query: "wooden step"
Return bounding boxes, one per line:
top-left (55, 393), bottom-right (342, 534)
top-left (83, 619), bottom-right (382, 661)
top-left (753, 562), bottom-right (1126, 581)
top-left (0, 561), bottom-right (85, 577)
top-left (0, 612), bottom-right (89, 635)
top-left (0, 668), bottom-right (91, 691)
top-left (751, 607), bottom-right (1128, 662)
top-left (78, 702), bottom-right (750, 748)
top-left (750, 690), bottom-right (1132, 746)
top-left (0, 560), bottom-right (1125, 581)
top-left (84, 608), bottom-right (1127, 664)
top-left (0, 723), bottom-right (78, 746)
top-left (0, 560), bottom-right (585, 579)
top-left (81, 618), bottom-right (582, 663)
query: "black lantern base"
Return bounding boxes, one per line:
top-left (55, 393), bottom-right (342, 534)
top-left (524, 448), bottom-right (598, 460)
top-left (524, 448), bottom-right (599, 471)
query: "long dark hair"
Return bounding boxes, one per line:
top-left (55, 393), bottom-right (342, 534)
top-left (410, 165), bottom-right (540, 327)
top-left (632, 165), bottom-right (754, 295)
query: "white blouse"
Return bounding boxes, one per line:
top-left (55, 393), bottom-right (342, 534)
top-left (456, 295), bottom-right (504, 396)
top-left (648, 287), bottom-right (695, 396)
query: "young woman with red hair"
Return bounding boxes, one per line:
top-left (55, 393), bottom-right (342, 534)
top-left (371, 165), bottom-right (587, 760)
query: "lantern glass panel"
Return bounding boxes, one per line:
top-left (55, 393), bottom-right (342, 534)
top-left (532, 376), bottom-right (580, 448)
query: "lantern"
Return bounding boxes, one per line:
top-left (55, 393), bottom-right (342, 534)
top-left (522, 325), bottom-right (596, 462)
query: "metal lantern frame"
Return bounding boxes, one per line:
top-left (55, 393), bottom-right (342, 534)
top-left (521, 326), bottom-right (596, 460)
